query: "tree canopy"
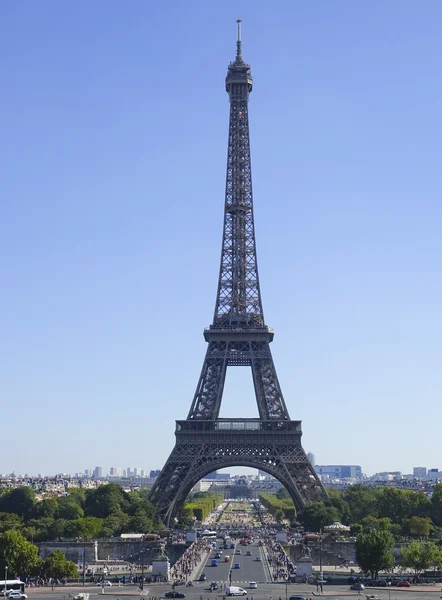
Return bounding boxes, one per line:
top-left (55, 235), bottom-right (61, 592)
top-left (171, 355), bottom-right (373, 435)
top-left (355, 530), bottom-right (395, 578)
top-left (0, 484), bottom-right (159, 542)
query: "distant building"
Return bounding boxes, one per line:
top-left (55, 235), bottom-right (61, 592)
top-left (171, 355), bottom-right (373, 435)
top-left (150, 470), bottom-right (161, 479)
top-left (413, 467), bottom-right (427, 478)
top-left (428, 469), bottom-right (442, 481)
top-left (192, 480), bottom-right (213, 493)
top-left (307, 452), bottom-right (315, 467)
top-left (315, 465), bottom-right (362, 479)
top-left (109, 467), bottom-right (121, 477)
top-left (93, 466), bottom-right (103, 479)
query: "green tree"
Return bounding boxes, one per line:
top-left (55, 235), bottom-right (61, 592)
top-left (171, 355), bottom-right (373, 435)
top-left (355, 530), bottom-right (395, 578)
top-left (325, 489), bottom-right (351, 524)
top-left (0, 513), bottom-right (23, 533)
top-left (85, 484), bottom-right (128, 519)
top-left (407, 516), bottom-right (431, 538)
top-left (400, 541), bottom-right (439, 574)
top-left (343, 486), bottom-right (380, 523)
top-left (57, 497), bottom-right (84, 520)
top-left (298, 502), bottom-right (340, 532)
top-left (126, 514), bottom-right (153, 533)
top-left (0, 530), bottom-right (42, 576)
top-left (431, 485), bottom-right (442, 527)
top-left (276, 488), bottom-right (290, 501)
top-left (0, 488), bottom-right (36, 521)
top-left (101, 512), bottom-right (129, 537)
top-left (66, 517), bottom-right (103, 539)
top-left (32, 498), bottom-right (58, 520)
top-left (42, 549), bottom-right (78, 579)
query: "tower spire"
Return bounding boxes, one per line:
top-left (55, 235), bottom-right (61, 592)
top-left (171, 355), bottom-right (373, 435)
top-left (236, 19), bottom-right (243, 61)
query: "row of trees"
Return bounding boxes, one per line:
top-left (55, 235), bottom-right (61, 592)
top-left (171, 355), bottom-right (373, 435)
top-left (259, 491), bottom-right (296, 522)
top-left (0, 484), bottom-right (161, 541)
top-left (294, 485), bottom-right (442, 539)
top-left (0, 530), bottom-right (78, 579)
top-left (355, 530), bottom-right (442, 578)
top-left (184, 493), bottom-right (224, 522)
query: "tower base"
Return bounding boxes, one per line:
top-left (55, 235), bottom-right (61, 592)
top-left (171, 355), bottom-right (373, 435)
top-left (149, 419), bottom-right (326, 526)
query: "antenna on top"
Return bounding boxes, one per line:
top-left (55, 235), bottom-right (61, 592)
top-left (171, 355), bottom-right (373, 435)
top-left (236, 19), bottom-right (243, 60)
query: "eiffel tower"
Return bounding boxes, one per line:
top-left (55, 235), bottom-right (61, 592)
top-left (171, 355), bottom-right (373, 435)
top-left (149, 21), bottom-right (326, 525)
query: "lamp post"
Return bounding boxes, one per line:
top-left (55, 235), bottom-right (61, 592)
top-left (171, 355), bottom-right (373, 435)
top-left (82, 539), bottom-right (86, 587)
top-left (140, 550), bottom-right (145, 591)
top-left (4, 566), bottom-right (8, 598)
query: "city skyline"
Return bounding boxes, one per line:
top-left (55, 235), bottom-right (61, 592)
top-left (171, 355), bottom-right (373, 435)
top-left (2, 2), bottom-right (442, 475)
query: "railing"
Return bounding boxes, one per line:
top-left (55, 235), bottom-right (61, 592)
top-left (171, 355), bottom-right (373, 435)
top-left (176, 419), bottom-right (302, 433)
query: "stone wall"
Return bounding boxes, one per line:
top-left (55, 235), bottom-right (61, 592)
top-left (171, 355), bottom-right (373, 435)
top-left (38, 540), bottom-right (173, 566)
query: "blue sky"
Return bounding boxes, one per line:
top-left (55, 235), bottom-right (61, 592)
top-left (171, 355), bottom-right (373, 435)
top-left (1, 1), bottom-right (441, 477)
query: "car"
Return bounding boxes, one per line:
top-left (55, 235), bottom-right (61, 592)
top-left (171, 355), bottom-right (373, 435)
top-left (246, 551), bottom-right (252, 556)
top-left (211, 559), bottom-right (218, 567)
top-left (255, 556), bottom-right (261, 562)
top-left (225, 587), bottom-right (247, 596)
top-left (397, 581), bottom-right (411, 588)
top-left (350, 583), bottom-right (365, 591)
top-left (210, 583), bottom-right (219, 591)
top-left (366, 595), bottom-right (380, 600)
top-left (215, 553), bottom-right (221, 559)
top-left (234, 563), bottom-right (240, 569)
top-left (199, 574), bottom-right (207, 582)
top-left (225, 556), bottom-right (230, 562)
top-left (8, 594), bottom-right (27, 600)
top-left (230, 544), bottom-right (235, 549)
top-left (96, 581), bottom-right (112, 587)
top-left (235, 549), bottom-right (241, 555)
top-left (248, 582), bottom-right (257, 589)
top-left (289, 596), bottom-right (307, 600)
top-left (165, 593), bottom-right (186, 599)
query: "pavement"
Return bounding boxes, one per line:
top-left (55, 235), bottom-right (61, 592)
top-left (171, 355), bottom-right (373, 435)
top-left (21, 582), bottom-right (442, 600)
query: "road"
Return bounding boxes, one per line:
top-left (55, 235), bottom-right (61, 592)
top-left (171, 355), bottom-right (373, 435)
top-left (199, 541), bottom-right (268, 588)
top-left (22, 582), bottom-right (442, 600)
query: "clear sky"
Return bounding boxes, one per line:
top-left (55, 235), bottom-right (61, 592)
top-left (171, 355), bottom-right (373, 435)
top-left (1, 1), bottom-right (441, 477)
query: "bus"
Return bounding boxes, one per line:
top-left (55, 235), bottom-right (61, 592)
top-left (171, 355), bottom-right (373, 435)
top-left (0, 580), bottom-right (26, 596)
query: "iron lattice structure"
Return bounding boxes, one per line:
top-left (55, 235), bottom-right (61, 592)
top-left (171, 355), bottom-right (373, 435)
top-left (149, 23), bottom-right (326, 525)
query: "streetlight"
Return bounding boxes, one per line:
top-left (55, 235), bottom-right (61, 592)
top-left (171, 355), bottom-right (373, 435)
top-left (140, 550), bottom-right (145, 591)
top-left (4, 566), bottom-right (8, 599)
top-left (82, 539), bottom-right (86, 587)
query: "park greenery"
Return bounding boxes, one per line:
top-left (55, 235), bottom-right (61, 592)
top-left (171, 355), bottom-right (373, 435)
top-left (0, 483), bottom-right (161, 542)
top-left (260, 485), bottom-right (442, 577)
top-left (184, 493), bottom-right (224, 523)
top-left (3, 483), bottom-right (442, 579)
top-left (0, 530), bottom-right (78, 579)
top-left (261, 485), bottom-right (442, 541)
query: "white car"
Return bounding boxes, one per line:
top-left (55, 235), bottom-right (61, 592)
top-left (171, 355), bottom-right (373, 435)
top-left (96, 581), bottom-right (112, 587)
top-left (8, 594), bottom-right (27, 600)
top-left (249, 582), bottom-right (257, 589)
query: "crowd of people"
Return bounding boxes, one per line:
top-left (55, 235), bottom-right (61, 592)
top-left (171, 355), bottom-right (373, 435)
top-left (267, 539), bottom-right (294, 582)
top-left (170, 537), bottom-right (210, 584)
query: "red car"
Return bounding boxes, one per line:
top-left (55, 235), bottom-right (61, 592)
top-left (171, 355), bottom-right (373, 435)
top-left (397, 581), bottom-right (411, 588)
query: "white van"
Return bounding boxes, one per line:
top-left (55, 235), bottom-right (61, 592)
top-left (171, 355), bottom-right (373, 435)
top-left (225, 586), bottom-right (247, 596)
